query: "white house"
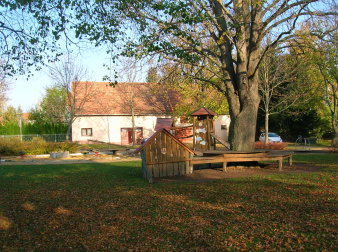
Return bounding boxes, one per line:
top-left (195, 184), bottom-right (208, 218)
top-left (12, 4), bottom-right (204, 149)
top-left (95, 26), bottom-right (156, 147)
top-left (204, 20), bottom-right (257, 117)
top-left (72, 82), bottom-right (230, 145)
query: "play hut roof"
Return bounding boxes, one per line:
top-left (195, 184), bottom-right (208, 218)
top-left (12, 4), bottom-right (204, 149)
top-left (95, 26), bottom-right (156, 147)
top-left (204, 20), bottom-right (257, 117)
top-left (154, 118), bottom-right (174, 131)
top-left (191, 107), bottom-right (217, 116)
top-left (134, 128), bottom-right (196, 155)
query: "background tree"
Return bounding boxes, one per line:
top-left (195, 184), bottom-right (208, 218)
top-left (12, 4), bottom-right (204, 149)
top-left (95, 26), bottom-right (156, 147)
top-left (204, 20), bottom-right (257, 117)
top-left (115, 58), bottom-right (145, 146)
top-left (1, 106), bottom-right (21, 124)
top-left (285, 20), bottom-right (337, 141)
top-left (310, 29), bottom-right (337, 144)
top-left (258, 48), bottom-right (309, 143)
top-left (0, 66), bottom-right (8, 113)
top-left (70, 0), bottom-right (336, 151)
top-left (29, 86), bottom-right (68, 124)
top-left (47, 56), bottom-right (90, 140)
top-left (146, 62), bottom-right (228, 117)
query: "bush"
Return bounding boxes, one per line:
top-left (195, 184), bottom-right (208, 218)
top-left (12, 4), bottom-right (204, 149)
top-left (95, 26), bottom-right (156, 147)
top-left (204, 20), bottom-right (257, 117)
top-left (0, 137), bottom-right (79, 156)
top-left (255, 141), bottom-right (288, 150)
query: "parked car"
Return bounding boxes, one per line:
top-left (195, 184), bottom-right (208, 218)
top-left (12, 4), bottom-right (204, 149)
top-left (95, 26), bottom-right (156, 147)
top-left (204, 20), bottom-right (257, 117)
top-left (259, 132), bottom-right (283, 143)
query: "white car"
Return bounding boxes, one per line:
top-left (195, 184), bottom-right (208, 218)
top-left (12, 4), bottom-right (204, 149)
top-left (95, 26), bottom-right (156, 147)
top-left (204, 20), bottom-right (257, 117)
top-left (259, 132), bottom-right (283, 143)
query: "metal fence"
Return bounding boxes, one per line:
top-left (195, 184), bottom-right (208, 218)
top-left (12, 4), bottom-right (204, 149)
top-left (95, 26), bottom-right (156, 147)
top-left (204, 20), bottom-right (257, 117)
top-left (0, 134), bottom-right (69, 142)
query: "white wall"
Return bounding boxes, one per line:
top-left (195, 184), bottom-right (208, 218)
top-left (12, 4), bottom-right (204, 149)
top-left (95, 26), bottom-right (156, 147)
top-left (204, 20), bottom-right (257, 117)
top-left (72, 115), bottom-right (169, 144)
top-left (72, 114), bottom-right (231, 145)
top-left (214, 115), bottom-right (231, 141)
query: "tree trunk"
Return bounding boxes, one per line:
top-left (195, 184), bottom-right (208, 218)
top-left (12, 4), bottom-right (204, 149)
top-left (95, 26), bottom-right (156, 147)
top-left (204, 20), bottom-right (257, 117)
top-left (332, 111), bottom-right (338, 147)
top-left (131, 106), bottom-right (135, 147)
top-left (225, 42), bottom-right (261, 151)
top-left (264, 111), bottom-right (269, 145)
top-left (227, 78), bottom-right (260, 151)
top-left (229, 105), bottom-right (259, 151)
top-left (66, 123), bottom-right (72, 141)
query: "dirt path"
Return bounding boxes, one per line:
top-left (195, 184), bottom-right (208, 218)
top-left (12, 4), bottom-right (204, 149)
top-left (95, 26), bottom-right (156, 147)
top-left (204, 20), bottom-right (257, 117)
top-left (156, 163), bottom-right (323, 183)
top-left (0, 155), bottom-right (141, 165)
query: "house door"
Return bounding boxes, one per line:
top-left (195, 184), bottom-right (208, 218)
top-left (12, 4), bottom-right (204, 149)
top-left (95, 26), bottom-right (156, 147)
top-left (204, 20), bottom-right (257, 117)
top-left (121, 127), bottom-right (143, 145)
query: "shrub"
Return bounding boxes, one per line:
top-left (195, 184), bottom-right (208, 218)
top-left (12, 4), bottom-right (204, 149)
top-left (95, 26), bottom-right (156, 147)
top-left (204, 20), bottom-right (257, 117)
top-left (0, 137), bottom-right (79, 156)
top-left (255, 141), bottom-right (288, 150)
top-left (51, 142), bottom-right (78, 153)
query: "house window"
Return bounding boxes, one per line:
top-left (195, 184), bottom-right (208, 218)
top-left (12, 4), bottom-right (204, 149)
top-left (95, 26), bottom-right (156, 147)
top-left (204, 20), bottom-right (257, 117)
top-left (221, 125), bottom-right (227, 130)
top-left (81, 128), bottom-right (93, 136)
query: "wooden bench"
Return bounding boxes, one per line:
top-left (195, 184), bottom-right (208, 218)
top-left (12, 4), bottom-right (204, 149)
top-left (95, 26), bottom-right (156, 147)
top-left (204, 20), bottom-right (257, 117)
top-left (191, 152), bottom-right (293, 171)
top-left (108, 149), bottom-right (119, 155)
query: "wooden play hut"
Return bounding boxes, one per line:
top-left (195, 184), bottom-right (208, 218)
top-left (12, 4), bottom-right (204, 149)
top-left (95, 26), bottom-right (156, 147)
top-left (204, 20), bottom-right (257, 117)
top-left (191, 107), bottom-right (217, 151)
top-left (135, 128), bottom-right (195, 183)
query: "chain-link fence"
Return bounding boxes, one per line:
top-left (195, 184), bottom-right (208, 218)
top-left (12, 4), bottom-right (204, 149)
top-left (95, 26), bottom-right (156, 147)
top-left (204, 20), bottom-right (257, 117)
top-left (0, 134), bottom-right (69, 142)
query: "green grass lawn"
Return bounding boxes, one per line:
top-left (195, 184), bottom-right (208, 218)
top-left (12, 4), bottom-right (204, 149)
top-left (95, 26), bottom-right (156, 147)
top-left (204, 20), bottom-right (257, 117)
top-left (0, 154), bottom-right (337, 251)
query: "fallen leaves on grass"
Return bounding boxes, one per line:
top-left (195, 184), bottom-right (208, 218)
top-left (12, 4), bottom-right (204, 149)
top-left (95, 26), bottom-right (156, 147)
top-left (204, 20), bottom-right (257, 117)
top-left (21, 202), bottom-right (36, 211)
top-left (0, 216), bottom-right (11, 230)
top-left (54, 207), bottom-right (72, 216)
top-left (0, 161), bottom-right (337, 251)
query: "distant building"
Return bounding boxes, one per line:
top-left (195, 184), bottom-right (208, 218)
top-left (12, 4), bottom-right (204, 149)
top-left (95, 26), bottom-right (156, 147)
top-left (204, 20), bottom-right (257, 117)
top-left (71, 81), bottom-right (230, 145)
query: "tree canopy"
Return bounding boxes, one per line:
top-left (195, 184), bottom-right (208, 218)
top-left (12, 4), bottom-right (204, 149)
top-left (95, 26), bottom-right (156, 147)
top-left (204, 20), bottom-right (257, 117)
top-left (3, 0), bottom-right (337, 150)
top-left (68, 0), bottom-right (336, 150)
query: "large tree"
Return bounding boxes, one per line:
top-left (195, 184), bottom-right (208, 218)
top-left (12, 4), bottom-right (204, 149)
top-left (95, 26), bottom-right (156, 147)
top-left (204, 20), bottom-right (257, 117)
top-left (69, 0), bottom-right (336, 151)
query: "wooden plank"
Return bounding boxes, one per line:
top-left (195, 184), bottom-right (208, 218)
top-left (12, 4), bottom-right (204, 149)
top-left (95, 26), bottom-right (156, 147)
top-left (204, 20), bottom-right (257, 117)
top-left (161, 132), bottom-right (166, 177)
top-left (152, 139), bottom-right (159, 178)
top-left (192, 155), bottom-right (293, 165)
top-left (141, 150), bottom-right (147, 179)
top-left (156, 134), bottom-right (162, 177)
top-left (179, 148), bottom-right (184, 175)
top-left (203, 150), bottom-right (269, 156)
top-left (171, 137), bottom-right (177, 176)
top-left (146, 159), bottom-right (192, 165)
top-left (185, 151), bottom-right (190, 174)
top-left (210, 133), bottom-right (230, 149)
top-left (174, 139), bottom-right (180, 175)
top-left (147, 144), bottom-right (154, 178)
top-left (167, 137), bottom-right (174, 177)
top-left (222, 153), bottom-right (269, 158)
top-left (152, 164), bottom-right (158, 178)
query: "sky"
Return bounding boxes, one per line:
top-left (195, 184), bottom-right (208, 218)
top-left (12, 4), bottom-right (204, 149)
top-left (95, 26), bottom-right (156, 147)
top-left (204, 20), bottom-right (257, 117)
top-left (6, 48), bottom-right (114, 112)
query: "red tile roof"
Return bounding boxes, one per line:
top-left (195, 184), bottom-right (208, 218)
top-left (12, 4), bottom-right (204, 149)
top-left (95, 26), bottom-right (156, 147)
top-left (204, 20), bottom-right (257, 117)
top-left (22, 113), bottom-right (30, 120)
top-left (73, 82), bottom-right (180, 116)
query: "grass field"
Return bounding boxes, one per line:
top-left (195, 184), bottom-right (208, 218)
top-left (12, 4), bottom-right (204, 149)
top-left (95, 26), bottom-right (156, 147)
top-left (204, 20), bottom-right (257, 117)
top-left (0, 154), bottom-right (337, 251)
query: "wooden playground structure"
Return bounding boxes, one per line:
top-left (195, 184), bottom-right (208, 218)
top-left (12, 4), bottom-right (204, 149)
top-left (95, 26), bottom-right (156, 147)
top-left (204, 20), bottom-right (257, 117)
top-left (135, 107), bottom-right (293, 183)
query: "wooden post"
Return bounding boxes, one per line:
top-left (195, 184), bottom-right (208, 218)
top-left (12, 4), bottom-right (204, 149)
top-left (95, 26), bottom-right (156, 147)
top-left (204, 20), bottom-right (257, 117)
top-left (193, 117), bottom-right (196, 150)
top-left (223, 162), bottom-right (227, 172)
top-left (288, 155), bottom-right (292, 166)
top-left (206, 116), bottom-right (210, 150)
top-left (189, 153), bottom-right (193, 173)
top-left (278, 158), bottom-right (283, 171)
